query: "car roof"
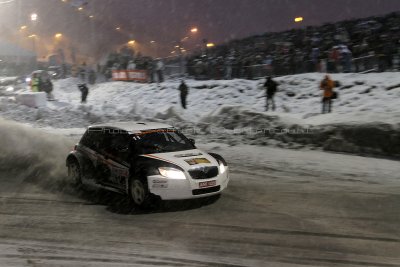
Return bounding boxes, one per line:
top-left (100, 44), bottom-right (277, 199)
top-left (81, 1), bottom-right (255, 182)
top-left (89, 121), bottom-right (174, 132)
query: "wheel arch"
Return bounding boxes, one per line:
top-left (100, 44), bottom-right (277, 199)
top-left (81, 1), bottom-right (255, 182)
top-left (208, 152), bottom-right (227, 165)
top-left (66, 153), bottom-right (79, 167)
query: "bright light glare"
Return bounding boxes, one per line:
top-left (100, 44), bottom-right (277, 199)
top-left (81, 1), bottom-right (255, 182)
top-left (158, 167), bottom-right (186, 179)
top-left (294, 17), bottom-right (303, 22)
top-left (30, 13), bottom-right (38, 21)
top-left (206, 43), bottom-right (215, 47)
top-left (128, 40), bottom-right (135, 45)
top-left (55, 33), bottom-right (62, 38)
top-left (20, 25), bottom-right (27, 30)
top-left (190, 27), bottom-right (198, 33)
top-left (219, 162), bottom-right (226, 174)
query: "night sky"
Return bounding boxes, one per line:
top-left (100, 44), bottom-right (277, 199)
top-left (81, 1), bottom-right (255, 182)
top-left (1, 0), bottom-right (399, 60)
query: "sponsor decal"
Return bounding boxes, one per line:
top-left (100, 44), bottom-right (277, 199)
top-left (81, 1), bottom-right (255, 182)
top-left (185, 158), bottom-right (211, 165)
top-left (153, 184), bottom-right (167, 188)
top-left (152, 179), bottom-right (167, 184)
top-left (199, 180), bottom-right (216, 188)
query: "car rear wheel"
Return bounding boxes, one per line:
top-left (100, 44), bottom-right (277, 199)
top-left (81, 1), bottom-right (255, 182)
top-left (68, 161), bottom-right (82, 185)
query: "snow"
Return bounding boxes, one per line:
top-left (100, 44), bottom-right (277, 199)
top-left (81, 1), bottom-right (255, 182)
top-left (0, 75), bottom-right (400, 266)
top-left (0, 72), bottom-right (399, 157)
top-left (1, 72), bottom-right (399, 127)
top-left (53, 73), bottom-right (400, 127)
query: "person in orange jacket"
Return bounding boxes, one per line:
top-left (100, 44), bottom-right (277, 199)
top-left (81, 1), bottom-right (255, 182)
top-left (320, 74), bottom-right (334, 113)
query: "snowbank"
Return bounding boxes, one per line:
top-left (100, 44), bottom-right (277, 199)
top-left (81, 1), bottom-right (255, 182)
top-left (0, 72), bottom-right (399, 158)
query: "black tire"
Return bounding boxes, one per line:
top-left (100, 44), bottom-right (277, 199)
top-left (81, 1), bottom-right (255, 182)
top-left (129, 177), bottom-right (154, 209)
top-left (68, 160), bottom-right (82, 186)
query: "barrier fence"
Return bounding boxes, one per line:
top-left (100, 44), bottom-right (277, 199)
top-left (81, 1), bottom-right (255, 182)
top-left (112, 70), bottom-right (148, 82)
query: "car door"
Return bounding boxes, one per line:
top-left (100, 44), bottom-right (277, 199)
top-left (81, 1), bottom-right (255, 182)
top-left (97, 129), bottom-right (130, 190)
top-left (78, 127), bottom-right (104, 180)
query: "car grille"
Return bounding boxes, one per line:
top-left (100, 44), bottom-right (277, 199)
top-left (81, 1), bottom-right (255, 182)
top-left (192, 186), bottom-right (221, 195)
top-left (188, 166), bottom-right (218, 180)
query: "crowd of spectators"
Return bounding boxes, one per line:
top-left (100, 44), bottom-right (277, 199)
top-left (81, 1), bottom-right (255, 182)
top-left (184, 12), bottom-right (400, 80)
top-left (101, 12), bottom-right (399, 81)
top-left (101, 46), bottom-right (165, 82)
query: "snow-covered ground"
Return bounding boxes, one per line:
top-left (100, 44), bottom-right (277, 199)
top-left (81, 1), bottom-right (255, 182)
top-left (0, 72), bottom-right (399, 157)
top-left (0, 75), bottom-right (399, 266)
top-left (52, 72), bottom-right (400, 126)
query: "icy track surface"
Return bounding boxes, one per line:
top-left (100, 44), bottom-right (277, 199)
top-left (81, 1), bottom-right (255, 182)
top-left (0, 120), bottom-right (399, 266)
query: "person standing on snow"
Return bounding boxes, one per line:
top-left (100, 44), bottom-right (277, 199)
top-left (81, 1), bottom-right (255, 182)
top-left (78, 84), bottom-right (89, 103)
top-left (264, 76), bottom-right (278, 111)
top-left (178, 80), bottom-right (189, 109)
top-left (31, 73), bottom-right (40, 92)
top-left (156, 59), bottom-right (164, 83)
top-left (78, 62), bottom-right (89, 103)
top-left (320, 74), bottom-right (334, 113)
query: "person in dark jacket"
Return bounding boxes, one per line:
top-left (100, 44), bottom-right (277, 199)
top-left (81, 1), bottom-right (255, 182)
top-left (264, 76), bottom-right (278, 111)
top-left (78, 84), bottom-right (89, 103)
top-left (178, 80), bottom-right (189, 109)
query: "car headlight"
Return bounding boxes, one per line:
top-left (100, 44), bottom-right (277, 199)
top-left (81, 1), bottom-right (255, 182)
top-left (219, 161), bottom-right (227, 174)
top-left (158, 167), bottom-right (186, 179)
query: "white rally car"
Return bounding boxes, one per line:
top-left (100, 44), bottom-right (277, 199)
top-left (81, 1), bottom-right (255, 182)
top-left (66, 122), bottom-right (229, 207)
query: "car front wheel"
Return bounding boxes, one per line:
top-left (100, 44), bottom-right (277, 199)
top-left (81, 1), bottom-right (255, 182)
top-left (129, 178), bottom-right (152, 208)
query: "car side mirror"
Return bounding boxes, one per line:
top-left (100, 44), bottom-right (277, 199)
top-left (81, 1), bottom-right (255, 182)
top-left (189, 138), bottom-right (195, 145)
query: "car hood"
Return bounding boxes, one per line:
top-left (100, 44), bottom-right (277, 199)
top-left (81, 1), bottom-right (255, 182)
top-left (140, 149), bottom-right (219, 169)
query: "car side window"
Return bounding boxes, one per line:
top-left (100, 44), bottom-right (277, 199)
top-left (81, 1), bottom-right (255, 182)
top-left (80, 128), bottom-right (104, 151)
top-left (102, 129), bottom-right (131, 163)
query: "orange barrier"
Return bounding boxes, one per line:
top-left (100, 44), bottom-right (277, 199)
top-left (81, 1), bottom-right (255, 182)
top-left (112, 70), bottom-right (148, 82)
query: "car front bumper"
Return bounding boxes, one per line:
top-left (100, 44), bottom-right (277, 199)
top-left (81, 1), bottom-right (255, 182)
top-left (147, 170), bottom-right (229, 200)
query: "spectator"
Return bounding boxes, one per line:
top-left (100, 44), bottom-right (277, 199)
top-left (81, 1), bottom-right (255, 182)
top-left (31, 73), bottom-right (40, 92)
top-left (78, 84), bottom-right (89, 103)
top-left (264, 76), bottom-right (278, 111)
top-left (127, 60), bottom-right (136, 70)
top-left (178, 80), bottom-right (189, 109)
top-left (319, 74), bottom-right (335, 113)
top-left (155, 59), bottom-right (164, 83)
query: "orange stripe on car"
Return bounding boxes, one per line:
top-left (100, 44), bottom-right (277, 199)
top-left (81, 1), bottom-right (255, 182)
top-left (142, 154), bottom-right (184, 169)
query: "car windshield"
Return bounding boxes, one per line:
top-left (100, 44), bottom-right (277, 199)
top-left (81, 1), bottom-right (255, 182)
top-left (132, 129), bottom-right (195, 154)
